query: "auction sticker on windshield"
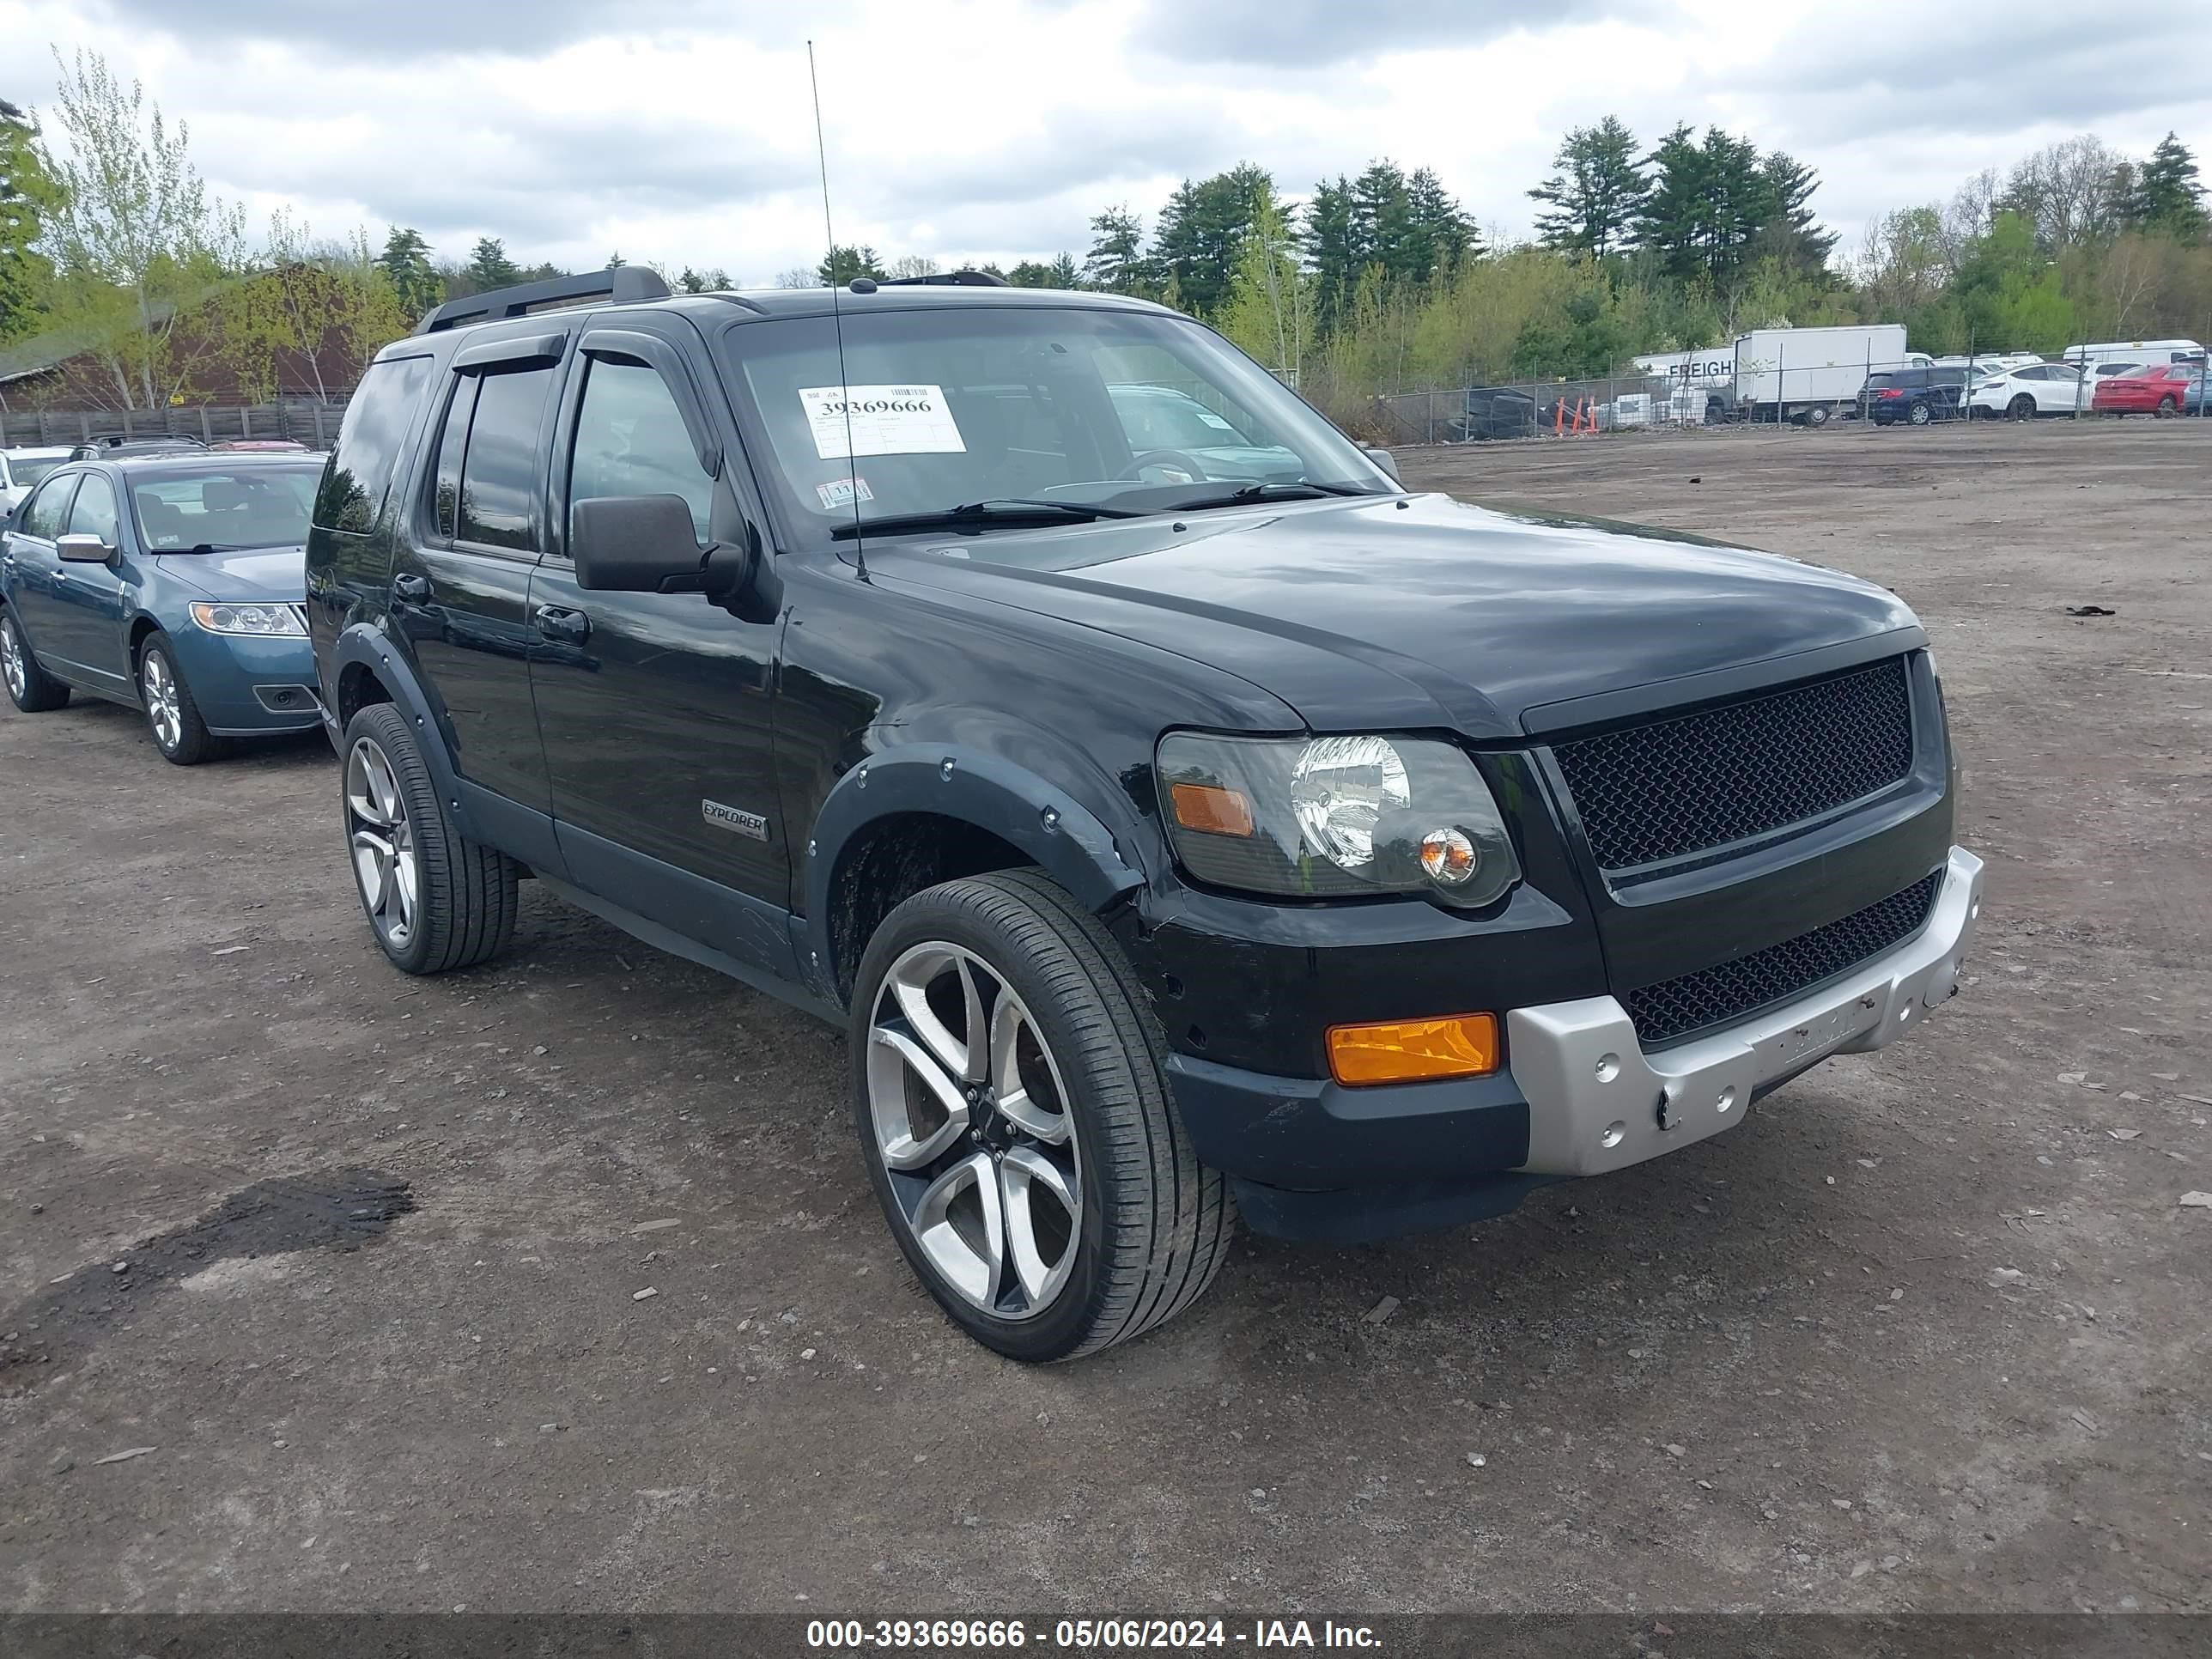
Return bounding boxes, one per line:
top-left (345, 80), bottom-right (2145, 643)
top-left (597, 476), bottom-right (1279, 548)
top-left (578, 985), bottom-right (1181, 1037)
top-left (800, 384), bottom-right (966, 459)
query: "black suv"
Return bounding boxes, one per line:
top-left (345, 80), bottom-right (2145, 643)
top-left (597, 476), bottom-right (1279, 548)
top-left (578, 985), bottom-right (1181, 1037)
top-left (307, 267), bottom-right (1983, 1360)
top-left (1862, 367), bottom-right (1973, 426)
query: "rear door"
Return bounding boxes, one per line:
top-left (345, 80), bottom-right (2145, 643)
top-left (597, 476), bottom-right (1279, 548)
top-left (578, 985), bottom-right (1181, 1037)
top-left (3, 471), bottom-right (82, 674)
top-left (390, 326), bottom-right (568, 826)
top-left (526, 313), bottom-right (794, 972)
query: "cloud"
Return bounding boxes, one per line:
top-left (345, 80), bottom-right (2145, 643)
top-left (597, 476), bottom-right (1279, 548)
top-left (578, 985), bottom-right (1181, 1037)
top-left (1124, 0), bottom-right (1672, 67)
top-left (73, 0), bottom-right (824, 57)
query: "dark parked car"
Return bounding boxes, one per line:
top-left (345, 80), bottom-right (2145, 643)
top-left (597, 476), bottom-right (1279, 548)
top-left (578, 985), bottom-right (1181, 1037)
top-left (64, 435), bottom-right (211, 462)
top-left (1452, 386), bottom-right (1539, 441)
top-left (307, 267), bottom-right (1981, 1360)
top-left (1863, 367), bottom-right (1974, 426)
top-left (1, 453), bottom-right (325, 761)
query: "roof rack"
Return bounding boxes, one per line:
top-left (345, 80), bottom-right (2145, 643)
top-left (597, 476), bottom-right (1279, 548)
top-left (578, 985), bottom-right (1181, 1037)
top-left (412, 266), bottom-right (672, 335)
top-left (878, 270), bottom-right (1010, 288)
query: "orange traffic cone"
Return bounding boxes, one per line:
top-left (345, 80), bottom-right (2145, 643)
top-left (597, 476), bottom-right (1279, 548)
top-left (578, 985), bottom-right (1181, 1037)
top-left (1553, 398), bottom-right (1566, 436)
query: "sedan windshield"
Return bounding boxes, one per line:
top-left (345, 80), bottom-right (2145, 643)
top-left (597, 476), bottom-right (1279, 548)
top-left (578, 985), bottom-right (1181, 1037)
top-left (719, 304), bottom-right (1392, 554)
top-left (130, 465), bottom-right (321, 550)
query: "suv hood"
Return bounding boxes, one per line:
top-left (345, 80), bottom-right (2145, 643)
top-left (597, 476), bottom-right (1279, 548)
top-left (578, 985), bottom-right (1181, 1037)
top-left (152, 544), bottom-right (306, 603)
top-left (877, 493), bottom-right (1919, 737)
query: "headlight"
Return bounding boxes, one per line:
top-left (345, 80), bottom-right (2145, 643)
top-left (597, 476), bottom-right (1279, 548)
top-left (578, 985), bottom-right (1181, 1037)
top-left (189, 601), bottom-right (305, 637)
top-left (1157, 732), bottom-right (1521, 908)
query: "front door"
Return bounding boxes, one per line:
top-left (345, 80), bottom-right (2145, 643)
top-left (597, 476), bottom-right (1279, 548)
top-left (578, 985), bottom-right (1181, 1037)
top-left (44, 471), bottom-right (133, 692)
top-left (526, 322), bottom-right (791, 970)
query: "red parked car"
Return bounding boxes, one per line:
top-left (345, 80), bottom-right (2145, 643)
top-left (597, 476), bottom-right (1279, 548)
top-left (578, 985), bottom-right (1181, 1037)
top-left (2091, 362), bottom-right (2205, 416)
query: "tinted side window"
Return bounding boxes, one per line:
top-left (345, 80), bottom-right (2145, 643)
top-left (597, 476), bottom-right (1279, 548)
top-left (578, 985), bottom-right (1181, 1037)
top-left (458, 368), bottom-right (553, 553)
top-left (21, 474), bottom-right (78, 539)
top-left (568, 359), bottom-right (713, 544)
top-left (431, 376), bottom-right (480, 542)
top-left (68, 473), bottom-right (119, 544)
top-left (315, 355), bottom-right (433, 533)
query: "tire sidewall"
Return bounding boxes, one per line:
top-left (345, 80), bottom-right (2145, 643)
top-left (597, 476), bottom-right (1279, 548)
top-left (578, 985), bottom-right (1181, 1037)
top-left (849, 883), bottom-right (1139, 1362)
top-left (342, 704), bottom-right (436, 975)
top-left (1, 611), bottom-right (32, 710)
top-left (1908, 401), bottom-right (1931, 426)
top-left (139, 637), bottom-right (196, 763)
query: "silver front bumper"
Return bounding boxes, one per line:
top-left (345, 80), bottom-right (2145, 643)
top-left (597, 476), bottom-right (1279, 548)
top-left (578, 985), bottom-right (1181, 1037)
top-left (1509, 846), bottom-right (1984, 1178)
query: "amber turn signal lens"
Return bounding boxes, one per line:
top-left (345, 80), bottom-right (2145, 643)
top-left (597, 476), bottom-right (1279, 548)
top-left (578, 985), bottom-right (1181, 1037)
top-left (1170, 781), bottom-right (1255, 838)
top-left (1327, 1013), bottom-right (1499, 1086)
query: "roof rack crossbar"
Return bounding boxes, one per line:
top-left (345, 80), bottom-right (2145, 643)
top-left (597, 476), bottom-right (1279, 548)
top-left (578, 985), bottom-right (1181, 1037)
top-left (412, 265), bottom-right (673, 335)
top-left (878, 270), bottom-right (1010, 288)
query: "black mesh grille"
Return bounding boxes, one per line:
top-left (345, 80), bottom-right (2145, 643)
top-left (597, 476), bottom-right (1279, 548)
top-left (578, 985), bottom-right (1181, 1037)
top-left (1553, 657), bottom-right (1915, 870)
top-left (1626, 871), bottom-right (1943, 1048)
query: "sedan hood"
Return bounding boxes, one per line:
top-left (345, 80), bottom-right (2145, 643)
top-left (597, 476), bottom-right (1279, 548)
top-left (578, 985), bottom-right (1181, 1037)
top-left (153, 544), bottom-right (307, 603)
top-left (877, 493), bottom-right (1920, 737)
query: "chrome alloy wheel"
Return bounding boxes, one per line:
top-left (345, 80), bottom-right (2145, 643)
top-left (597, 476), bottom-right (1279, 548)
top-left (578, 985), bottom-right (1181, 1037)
top-left (866, 943), bottom-right (1083, 1321)
top-left (142, 649), bottom-right (182, 750)
top-left (0, 617), bottom-right (25, 700)
top-left (345, 736), bottom-right (419, 950)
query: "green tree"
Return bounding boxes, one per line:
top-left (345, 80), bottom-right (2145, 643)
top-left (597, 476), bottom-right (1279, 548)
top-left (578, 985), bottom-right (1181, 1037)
top-left (816, 243), bottom-right (885, 283)
top-left (2133, 132), bottom-right (2207, 240)
top-left (1404, 167), bottom-right (1478, 280)
top-left (33, 48), bottom-right (239, 409)
top-left (1152, 163), bottom-right (1276, 318)
top-left (1349, 160), bottom-right (1413, 282)
top-left (465, 236), bottom-right (520, 289)
top-left (1216, 196), bottom-right (1308, 379)
top-left (207, 216), bottom-right (409, 402)
top-left (1756, 152), bottom-right (1837, 279)
top-left (376, 226), bottom-right (439, 319)
top-left (1636, 125), bottom-right (1777, 292)
top-left (1528, 117), bottom-right (1647, 257)
top-left (1300, 177), bottom-right (1361, 331)
top-left (1083, 204), bottom-right (1148, 293)
top-left (1004, 256), bottom-right (1079, 288)
top-left (1, 95), bottom-right (63, 345)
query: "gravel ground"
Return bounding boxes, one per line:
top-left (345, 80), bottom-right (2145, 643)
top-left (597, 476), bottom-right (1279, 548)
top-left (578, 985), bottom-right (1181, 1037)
top-left (1, 418), bottom-right (2207, 1614)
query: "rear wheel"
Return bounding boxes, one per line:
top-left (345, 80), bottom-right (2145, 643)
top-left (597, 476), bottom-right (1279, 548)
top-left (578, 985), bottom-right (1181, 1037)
top-left (1907, 400), bottom-right (1932, 427)
top-left (1803, 403), bottom-right (1831, 428)
top-left (341, 702), bottom-right (518, 975)
top-left (2156, 394), bottom-right (2179, 417)
top-left (0, 609), bottom-right (70, 713)
top-left (139, 635), bottom-right (222, 765)
top-left (851, 869), bottom-right (1232, 1361)
top-left (2009, 394), bottom-right (2036, 421)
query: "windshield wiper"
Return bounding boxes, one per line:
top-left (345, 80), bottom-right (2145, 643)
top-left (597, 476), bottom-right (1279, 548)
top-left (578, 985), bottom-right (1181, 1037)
top-left (1160, 480), bottom-right (1381, 513)
top-left (830, 498), bottom-right (1146, 540)
top-left (179, 543), bottom-right (242, 555)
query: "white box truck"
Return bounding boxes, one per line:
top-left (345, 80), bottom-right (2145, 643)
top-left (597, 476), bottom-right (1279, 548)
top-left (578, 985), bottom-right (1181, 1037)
top-left (1731, 325), bottom-right (1923, 425)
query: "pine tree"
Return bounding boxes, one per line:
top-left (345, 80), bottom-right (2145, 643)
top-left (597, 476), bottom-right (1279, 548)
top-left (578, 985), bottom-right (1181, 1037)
top-left (1349, 161), bottom-right (1413, 281)
top-left (1404, 167), bottom-right (1479, 279)
top-left (1084, 204), bottom-right (1148, 293)
top-left (1152, 163), bottom-right (1276, 318)
top-left (465, 236), bottom-right (521, 289)
top-left (1045, 252), bottom-right (1081, 288)
top-left (1299, 177), bottom-right (1361, 331)
top-left (376, 227), bottom-right (440, 319)
top-left (2133, 131), bottom-right (2207, 239)
top-left (816, 244), bottom-right (885, 283)
top-left (1757, 153), bottom-right (1837, 277)
top-left (1528, 117), bottom-right (1648, 257)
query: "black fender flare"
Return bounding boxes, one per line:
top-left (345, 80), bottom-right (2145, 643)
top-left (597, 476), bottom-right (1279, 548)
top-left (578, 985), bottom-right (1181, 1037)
top-left (330, 623), bottom-right (477, 837)
top-left (801, 743), bottom-right (1146, 997)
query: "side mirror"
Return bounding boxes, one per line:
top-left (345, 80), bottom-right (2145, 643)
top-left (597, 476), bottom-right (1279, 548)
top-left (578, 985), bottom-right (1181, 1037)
top-left (571, 495), bottom-right (707, 592)
top-left (1360, 443), bottom-right (1402, 484)
top-left (57, 532), bottom-right (116, 564)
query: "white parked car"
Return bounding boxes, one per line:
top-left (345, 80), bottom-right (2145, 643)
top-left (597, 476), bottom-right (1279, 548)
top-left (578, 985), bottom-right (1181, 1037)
top-left (1967, 362), bottom-right (2087, 419)
top-left (0, 447), bottom-right (74, 520)
top-left (1933, 353), bottom-right (2041, 376)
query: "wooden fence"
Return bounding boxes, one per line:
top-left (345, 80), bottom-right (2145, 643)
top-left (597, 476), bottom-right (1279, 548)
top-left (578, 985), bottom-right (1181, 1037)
top-left (0, 398), bottom-right (350, 449)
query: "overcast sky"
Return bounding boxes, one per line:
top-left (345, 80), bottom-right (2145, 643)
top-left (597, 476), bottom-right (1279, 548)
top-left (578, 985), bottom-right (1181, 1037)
top-left (5, 0), bottom-right (2209, 283)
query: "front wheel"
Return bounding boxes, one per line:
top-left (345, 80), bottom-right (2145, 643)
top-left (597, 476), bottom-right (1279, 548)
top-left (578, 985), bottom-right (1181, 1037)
top-left (851, 869), bottom-right (1232, 1361)
top-left (139, 635), bottom-right (221, 764)
top-left (1, 608), bottom-right (70, 712)
top-left (341, 702), bottom-right (518, 975)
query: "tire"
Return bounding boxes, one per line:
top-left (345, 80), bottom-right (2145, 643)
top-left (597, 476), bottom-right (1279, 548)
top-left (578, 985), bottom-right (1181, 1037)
top-left (1804, 403), bottom-right (1831, 428)
top-left (138, 634), bottom-right (222, 765)
top-left (340, 702), bottom-right (518, 975)
top-left (2009, 395), bottom-right (2035, 421)
top-left (1907, 400), bottom-right (1932, 427)
top-left (0, 607), bottom-right (70, 712)
top-left (850, 868), bottom-right (1233, 1362)
top-left (2156, 395), bottom-right (2179, 417)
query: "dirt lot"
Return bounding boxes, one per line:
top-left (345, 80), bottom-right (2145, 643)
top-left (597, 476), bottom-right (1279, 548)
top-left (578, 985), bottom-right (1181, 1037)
top-left (2, 420), bottom-right (2207, 1615)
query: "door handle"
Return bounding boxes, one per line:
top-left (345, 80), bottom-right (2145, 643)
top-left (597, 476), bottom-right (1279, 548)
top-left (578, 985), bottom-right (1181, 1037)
top-left (392, 573), bottom-right (431, 603)
top-left (534, 605), bottom-right (591, 644)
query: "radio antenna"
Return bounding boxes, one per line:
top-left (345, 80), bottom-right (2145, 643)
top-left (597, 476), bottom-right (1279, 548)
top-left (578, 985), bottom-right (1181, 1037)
top-left (808, 40), bottom-right (868, 580)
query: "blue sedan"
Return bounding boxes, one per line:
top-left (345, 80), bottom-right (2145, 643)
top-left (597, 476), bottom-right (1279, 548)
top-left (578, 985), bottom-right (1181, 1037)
top-left (0, 453), bottom-right (325, 763)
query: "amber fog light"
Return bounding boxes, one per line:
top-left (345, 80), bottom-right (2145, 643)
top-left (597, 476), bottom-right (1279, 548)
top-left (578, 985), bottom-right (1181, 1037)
top-left (1327, 1013), bottom-right (1499, 1086)
top-left (1419, 827), bottom-right (1479, 886)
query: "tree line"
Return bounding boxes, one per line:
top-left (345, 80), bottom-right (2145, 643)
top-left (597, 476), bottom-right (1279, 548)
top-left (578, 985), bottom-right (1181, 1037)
top-left (3, 46), bottom-right (2207, 416)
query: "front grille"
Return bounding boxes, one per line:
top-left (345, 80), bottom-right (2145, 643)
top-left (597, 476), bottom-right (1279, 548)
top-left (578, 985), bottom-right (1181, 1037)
top-left (1553, 657), bottom-right (1915, 870)
top-left (1626, 871), bottom-right (1943, 1048)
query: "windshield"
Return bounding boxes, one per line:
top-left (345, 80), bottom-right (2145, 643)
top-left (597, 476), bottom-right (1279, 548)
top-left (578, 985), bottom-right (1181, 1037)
top-left (129, 465), bottom-right (321, 550)
top-left (7, 456), bottom-right (67, 489)
top-left (719, 304), bottom-right (1390, 554)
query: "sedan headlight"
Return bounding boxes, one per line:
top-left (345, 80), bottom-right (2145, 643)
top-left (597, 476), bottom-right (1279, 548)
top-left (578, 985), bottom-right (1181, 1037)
top-left (189, 601), bottom-right (305, 637)
top-left (1157, 732), bottom-right (1521, 908)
